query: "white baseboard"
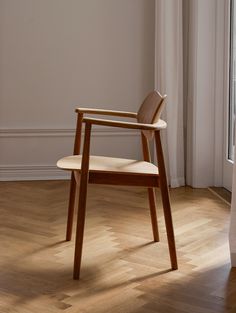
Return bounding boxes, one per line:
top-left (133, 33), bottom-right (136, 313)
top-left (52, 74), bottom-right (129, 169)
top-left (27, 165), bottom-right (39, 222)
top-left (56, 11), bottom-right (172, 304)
top-left (0, 165), bottom-right (70, 181)
top-left (0, 127), bottom-right (139, 138)
top-left (0, 127), bottom-right (141, 181)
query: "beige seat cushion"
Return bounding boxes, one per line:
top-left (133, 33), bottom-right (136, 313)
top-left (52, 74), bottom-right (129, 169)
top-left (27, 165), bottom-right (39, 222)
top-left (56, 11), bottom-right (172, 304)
top-left (57, 155), bottom-right (158, 176)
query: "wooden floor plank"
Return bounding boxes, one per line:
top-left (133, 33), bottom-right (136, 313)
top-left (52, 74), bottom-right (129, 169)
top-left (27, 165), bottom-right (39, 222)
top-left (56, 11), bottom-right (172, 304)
top-left (0, 181), bottom-right (235, 313)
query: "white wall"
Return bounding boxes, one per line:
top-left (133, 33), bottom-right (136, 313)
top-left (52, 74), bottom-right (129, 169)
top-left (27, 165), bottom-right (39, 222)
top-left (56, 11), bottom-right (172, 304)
top-left (0, 0), bottom-right (155, 180)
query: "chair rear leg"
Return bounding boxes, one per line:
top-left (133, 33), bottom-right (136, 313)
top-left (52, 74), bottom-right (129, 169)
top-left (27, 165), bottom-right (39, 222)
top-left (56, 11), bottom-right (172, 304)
top-left (66, 173), bottom-right (76, 241)
top-left (147, 188), bottom-right (159, 242)
top-left (155, 131), bottom-right (178, 270)
top-left (73, 122), bottom-right (91, 280)
top-left (159, 184), bottom-right (178, 269)
top-left (73, 177), bottom-right (88, 279)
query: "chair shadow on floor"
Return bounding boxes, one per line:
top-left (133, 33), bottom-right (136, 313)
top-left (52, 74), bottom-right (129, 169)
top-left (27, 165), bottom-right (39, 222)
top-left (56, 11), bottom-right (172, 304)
top-left (2, 253), bottom-right (236, 313)
top-left (1, 240), bottom-right (173, 308)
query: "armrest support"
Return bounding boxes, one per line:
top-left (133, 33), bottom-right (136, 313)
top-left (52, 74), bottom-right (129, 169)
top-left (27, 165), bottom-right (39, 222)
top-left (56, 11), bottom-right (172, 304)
top-left (75, 108), bottom-right (137, 118)
top-left (82, 117), bottom-right (167, 130)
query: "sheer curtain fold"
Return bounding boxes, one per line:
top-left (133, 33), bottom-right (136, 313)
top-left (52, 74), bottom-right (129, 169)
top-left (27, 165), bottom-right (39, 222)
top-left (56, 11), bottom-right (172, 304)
top-left (155, 0), bottom-right (185, 187)
top-left (230, 127), bottom-right (236, 266)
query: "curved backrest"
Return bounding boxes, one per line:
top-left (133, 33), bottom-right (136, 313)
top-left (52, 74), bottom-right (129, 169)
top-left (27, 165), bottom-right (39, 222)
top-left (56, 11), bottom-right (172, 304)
top-left (137, 91), bottom-right (166, 124)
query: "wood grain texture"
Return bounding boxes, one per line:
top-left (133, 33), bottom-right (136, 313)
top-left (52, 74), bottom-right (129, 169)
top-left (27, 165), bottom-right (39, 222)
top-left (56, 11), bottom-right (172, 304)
top-left (82, 117), bottom-right (167, 130)
top-left (137, 91), bottom-right (166, 124)
top-left (57, 155), bottom-right (159, 175)
top-left (141, 132), bottom-right (159, 242)
top-left (155, 131), bottom-right (178, 270)
top-left (66, 112), bottom-right (83, 241)
top-left (75, 108), bottom-right (137, 118)
top-left (74, 122), bottom-right (92, 279)
top-left (0, 181), bottom-right (234, 313)
top-left (87, 172), bottom-right (159, 187)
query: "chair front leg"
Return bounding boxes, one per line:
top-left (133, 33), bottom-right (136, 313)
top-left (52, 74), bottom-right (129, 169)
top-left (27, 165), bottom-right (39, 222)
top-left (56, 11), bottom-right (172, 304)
top-left (73, 122), bottom-right (92, 279)
top-left (155, 131), bottom-right (178, 270)
top-left (65, 112), bottom-right (84, 241)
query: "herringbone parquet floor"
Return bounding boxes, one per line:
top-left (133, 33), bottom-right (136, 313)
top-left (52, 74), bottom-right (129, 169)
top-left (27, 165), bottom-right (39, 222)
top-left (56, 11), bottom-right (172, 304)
top-left (0, 181), bottom-right (235, 313)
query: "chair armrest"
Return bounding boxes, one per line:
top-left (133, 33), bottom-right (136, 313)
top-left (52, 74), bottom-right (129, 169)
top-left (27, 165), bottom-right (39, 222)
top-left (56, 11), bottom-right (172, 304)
top-left (82, 117), bottom-right (167, 130)
top-left (75, 108), bottom-right (137, 118)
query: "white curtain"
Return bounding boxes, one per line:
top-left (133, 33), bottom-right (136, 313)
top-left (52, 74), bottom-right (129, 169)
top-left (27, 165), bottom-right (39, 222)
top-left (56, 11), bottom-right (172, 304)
top-left (155, 0), bottom-right (185, 187)
top-left (230, 134), bottom-right (236, 267)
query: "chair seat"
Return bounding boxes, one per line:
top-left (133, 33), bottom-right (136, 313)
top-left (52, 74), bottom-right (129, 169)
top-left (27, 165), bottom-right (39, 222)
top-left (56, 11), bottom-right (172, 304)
top-left (57, 155), bottom-right (159, 176)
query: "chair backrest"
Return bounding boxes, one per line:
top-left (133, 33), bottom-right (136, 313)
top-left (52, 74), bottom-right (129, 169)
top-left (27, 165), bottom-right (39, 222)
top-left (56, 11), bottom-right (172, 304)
top-left (137, 91), bottom-right (166, 125)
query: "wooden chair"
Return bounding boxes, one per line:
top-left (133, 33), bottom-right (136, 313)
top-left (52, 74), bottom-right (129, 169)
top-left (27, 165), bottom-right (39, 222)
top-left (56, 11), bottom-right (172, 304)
top-left (57, 91), bottom-right (178, 279)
